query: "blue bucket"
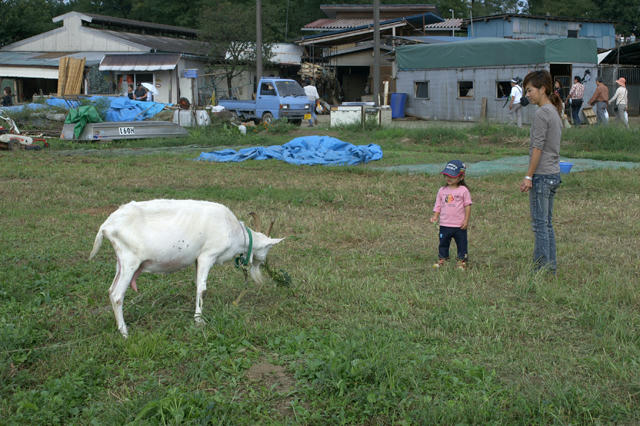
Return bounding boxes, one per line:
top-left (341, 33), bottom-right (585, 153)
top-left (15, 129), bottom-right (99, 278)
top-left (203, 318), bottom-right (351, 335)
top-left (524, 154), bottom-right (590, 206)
top-left (559, 161), bottom-right (573, 174)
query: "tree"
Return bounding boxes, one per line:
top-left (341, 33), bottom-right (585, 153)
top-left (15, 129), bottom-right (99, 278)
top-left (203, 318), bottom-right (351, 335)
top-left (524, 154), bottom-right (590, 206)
top-left (0, 0), bottom-right (67, 47)
top-left (199, 1), bottom-right (274, 96)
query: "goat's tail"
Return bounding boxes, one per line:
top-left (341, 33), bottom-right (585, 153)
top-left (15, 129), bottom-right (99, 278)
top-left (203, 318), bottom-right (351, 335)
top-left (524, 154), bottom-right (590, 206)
top-left (89, 227), bottom-right (104, 260)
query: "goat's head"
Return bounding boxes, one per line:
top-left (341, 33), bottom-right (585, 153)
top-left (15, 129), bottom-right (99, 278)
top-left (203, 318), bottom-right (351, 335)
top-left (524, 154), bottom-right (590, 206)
top-left (247, 213), bottom-right (283, 284)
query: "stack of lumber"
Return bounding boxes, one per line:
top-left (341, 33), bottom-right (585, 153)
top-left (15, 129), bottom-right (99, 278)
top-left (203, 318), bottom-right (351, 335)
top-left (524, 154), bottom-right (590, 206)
top-left (581, 106), bottom-right (597, 125)
top-left (298, 62), bottom-right (324, 80)
top-left (57, 57), bottom-right (86, 95)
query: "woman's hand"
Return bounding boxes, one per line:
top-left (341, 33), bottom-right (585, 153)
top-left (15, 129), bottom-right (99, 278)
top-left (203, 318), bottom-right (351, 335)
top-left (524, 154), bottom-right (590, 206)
top-left (520, 178), bottom-right (533, 192)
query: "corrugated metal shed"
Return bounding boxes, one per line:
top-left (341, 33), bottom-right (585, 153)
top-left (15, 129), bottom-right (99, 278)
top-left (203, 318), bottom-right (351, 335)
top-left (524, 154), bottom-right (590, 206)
top-left (99, 53), bottom-right (180, 71)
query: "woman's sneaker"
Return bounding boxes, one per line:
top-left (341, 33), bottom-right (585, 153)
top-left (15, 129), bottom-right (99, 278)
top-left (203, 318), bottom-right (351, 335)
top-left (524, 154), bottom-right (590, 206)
top-left (457, 260), bottom-right (468, 270)
top-left (432, 258), bottom-right (447, 268)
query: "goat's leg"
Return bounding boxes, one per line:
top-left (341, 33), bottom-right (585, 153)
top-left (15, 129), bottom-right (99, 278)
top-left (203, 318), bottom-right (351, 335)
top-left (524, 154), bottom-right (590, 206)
top-left (109, 258), bottom-right (140, 338)
top-left (194, 256), bottom-right (214, 324)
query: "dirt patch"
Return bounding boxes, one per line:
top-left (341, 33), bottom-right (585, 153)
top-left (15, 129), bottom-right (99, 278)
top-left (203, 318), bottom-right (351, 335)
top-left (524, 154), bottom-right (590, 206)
top-left (246, 360), bottom-right (295, 393)
top-left (246, 360), bottom-right (296, 416)
top-left (81, 206), bottom-right (118, 216)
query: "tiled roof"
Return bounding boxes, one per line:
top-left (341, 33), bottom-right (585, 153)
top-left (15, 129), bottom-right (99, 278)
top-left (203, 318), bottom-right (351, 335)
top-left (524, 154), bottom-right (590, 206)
top-left (425, 18), bottom-right (464, 29)
top-left (303, 18), bottom-right (376, 30)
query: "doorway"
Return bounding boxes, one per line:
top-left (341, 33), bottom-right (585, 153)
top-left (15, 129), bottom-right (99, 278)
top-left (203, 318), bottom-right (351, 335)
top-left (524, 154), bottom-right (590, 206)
top-left (550, 64), bottom-right (571, 100)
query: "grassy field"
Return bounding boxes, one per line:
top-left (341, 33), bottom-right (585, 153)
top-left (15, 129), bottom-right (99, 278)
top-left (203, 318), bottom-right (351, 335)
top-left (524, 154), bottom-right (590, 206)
top-left (1, 122), bottom-right (639, 424)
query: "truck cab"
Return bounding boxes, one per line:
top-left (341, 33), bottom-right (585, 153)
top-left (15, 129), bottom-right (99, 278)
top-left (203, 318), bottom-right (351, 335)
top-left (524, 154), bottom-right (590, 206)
top-left (218, 78), bottom-right (311, 124)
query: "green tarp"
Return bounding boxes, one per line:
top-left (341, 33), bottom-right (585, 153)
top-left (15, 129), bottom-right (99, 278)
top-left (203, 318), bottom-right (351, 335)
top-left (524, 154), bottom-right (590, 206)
top-left (396, 38), bottom-right (598, 70)
top-left (64, 105), bottom-right (104, 139)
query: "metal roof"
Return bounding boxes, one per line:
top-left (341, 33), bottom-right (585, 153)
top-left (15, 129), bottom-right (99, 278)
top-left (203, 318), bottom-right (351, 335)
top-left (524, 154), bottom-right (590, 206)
top-left (465, 13), bottom-right (614, 25)
top-left (99, 30), bottom-right (209, 56)
top-left (99, 53), bottom-right (181, 71)
top-left (298, 12), bottom-right (444, 45)
top-left (53, 11), bottom-right (199, 37)
top-left (599, 42), bottom-right (640, 65)
top-left (0, 51), bottom-right (104, 67)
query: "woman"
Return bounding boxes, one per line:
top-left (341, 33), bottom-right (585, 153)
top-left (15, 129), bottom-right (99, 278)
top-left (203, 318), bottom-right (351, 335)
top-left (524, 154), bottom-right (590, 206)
top-left (608, 77), bottom-right (629, 128)
top-left (2, 87), bottom-right (12, 106)
top-left (553, 80), bottom-right (562, 98)
top-left (520, 70), bottom-right (563, 273)
top-left (567, 76), bottom-right (584, 125)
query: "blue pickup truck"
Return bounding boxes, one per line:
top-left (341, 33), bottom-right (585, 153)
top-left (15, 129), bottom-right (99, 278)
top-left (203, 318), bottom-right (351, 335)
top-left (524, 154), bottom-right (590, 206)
top-left (218, 78), bottom-right (312, 124)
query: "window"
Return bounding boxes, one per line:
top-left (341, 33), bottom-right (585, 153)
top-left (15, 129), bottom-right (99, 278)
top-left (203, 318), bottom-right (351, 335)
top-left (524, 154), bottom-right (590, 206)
top-left (458, 81), bottom-right (474, 98)
top-left (414, 81), bottom-right (429, 99)
top-left (260, 82), bottom-right (276, 96)
top-left (568, 30), bottom-right (578, 38)
top-left (496, 81), bottom-right (512, 99)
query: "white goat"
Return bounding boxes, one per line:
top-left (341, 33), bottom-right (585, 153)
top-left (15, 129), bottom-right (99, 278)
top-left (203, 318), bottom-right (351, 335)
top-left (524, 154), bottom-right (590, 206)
top-left (89, 199), bottom-right (283, 337)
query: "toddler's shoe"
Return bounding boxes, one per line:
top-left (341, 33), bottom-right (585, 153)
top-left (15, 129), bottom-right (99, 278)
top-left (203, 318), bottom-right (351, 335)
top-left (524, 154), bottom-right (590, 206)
top-left (432, 258), bottom-right (446, 269)
top-left (456, 259), bottom-right (468, 270)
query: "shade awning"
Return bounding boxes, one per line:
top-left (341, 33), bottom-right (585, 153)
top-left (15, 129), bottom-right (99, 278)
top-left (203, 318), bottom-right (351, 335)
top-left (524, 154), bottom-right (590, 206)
top-left (99, 53), bottom-right (180, 71)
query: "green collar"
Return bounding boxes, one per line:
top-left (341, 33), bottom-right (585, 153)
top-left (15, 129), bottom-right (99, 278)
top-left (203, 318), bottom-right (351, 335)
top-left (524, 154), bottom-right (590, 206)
top-left (235, 225), bottom-right (253, 268)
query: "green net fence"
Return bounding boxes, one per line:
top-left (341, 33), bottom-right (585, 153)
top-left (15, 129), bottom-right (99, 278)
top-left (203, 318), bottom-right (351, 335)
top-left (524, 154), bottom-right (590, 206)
top-left (377, 156), bottom-right (640, 176)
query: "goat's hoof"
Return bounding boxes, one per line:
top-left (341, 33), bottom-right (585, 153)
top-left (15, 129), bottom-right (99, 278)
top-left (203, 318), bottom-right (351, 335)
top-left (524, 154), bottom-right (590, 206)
top-left (194, 316), bottom-right (205, 325)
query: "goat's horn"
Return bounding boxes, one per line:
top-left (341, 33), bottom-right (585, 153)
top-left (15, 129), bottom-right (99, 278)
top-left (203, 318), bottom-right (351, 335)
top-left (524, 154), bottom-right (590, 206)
top-left (248, 212), bottom-right (261, 232)
top-left (266, 219), bottom-right (275, 237)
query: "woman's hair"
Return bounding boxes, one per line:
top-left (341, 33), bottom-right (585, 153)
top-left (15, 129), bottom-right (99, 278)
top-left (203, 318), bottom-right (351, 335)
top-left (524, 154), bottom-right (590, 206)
top-left (574, 75), bottom-right (582, 83)
top-left (522, 70), bottom-right (563, 117)
top-left (3, 87), bottom-right (10, 95)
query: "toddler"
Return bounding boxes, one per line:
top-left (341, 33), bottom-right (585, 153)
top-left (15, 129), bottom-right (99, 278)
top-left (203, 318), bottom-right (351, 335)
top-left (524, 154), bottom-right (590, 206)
top-left (430, 160), bottom-right (472, 270)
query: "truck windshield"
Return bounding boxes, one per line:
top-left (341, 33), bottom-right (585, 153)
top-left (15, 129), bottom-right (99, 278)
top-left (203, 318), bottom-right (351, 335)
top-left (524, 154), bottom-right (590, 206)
top-left (275, 81), bottom-right (306, 97)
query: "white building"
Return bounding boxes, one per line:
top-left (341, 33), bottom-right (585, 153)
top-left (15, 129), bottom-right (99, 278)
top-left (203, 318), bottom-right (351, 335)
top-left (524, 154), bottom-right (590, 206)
top-left (0, 11), bottom-right (209, 104)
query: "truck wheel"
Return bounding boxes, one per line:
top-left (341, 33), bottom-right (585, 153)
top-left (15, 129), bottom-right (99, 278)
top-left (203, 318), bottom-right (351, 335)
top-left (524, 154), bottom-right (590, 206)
top-left (290, 119), bottom-right (302, 126)
top-left (261, 112), bottom-right (274, 124)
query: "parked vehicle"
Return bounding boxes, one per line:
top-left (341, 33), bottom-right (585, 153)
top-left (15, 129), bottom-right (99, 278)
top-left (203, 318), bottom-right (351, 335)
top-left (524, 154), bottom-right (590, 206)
top-left (218, 78), bottom-right (312, 124)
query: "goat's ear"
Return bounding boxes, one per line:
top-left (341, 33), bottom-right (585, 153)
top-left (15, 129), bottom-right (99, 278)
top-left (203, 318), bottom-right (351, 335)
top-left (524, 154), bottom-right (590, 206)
top-left (267, 237), bottom-right (284, 247)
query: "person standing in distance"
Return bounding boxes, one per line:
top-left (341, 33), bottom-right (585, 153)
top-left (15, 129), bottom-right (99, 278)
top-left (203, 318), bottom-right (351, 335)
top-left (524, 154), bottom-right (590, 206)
top-left (303, 79), bottom-right (319, 127)
top-left (508, 77), bottom-right (523, 128)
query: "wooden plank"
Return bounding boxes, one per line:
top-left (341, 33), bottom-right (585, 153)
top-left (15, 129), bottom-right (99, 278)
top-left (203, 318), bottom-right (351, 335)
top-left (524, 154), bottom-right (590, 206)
top-left (481, 97), bottom-right (487, 120)
top-left (57, 57), bottom-right (69, 96)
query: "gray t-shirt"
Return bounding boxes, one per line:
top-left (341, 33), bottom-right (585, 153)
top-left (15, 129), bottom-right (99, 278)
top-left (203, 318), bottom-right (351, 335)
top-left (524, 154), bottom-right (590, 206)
top-left (529, 103), bottom-right (562, 175)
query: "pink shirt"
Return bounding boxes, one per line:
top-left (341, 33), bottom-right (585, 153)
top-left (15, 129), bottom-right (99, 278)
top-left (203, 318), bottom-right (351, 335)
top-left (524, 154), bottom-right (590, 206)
top-left (433, 185), bottom-right (472, 227)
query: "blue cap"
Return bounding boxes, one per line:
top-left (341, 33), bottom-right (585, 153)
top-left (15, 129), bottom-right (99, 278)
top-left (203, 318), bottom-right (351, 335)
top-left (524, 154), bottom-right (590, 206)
top-left (441, 160), bottom-right (466, 177)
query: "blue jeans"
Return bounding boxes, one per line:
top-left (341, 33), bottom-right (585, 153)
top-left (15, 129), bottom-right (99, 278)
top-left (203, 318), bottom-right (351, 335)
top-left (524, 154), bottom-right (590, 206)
top-left (570, 99), bottom-right (582, 125)
top-left (529, 174), bottom-right (561, 271)
top-left (438, 226), bottom-right (468, 261)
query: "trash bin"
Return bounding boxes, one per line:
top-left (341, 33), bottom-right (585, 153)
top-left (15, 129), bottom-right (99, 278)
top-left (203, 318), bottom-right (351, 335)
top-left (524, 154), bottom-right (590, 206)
top-left (390, 93), bottom-right (408, 119)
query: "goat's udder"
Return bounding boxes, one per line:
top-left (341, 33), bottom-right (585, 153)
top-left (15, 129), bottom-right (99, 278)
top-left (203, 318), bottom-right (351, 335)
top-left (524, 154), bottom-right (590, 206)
top-left (130, 264), bottom-right (145, 292)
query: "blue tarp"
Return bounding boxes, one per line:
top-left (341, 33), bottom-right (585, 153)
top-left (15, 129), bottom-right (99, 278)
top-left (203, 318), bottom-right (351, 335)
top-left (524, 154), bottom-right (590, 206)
top-left (197, 136), bottom-right (383, 166)
top-left (0, 96), bottom-right (168, 122)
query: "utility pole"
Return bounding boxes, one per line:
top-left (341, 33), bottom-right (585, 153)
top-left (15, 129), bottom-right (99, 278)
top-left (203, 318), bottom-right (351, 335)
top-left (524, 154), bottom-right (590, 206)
top-left (285, 0), bottom-right (290, 41)
top-left (449, 9), bottom-right (455, 37)
top-left (256, 0), bottom-right (263, 82)
top-left (373, 0), bottom-right (380, 106)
